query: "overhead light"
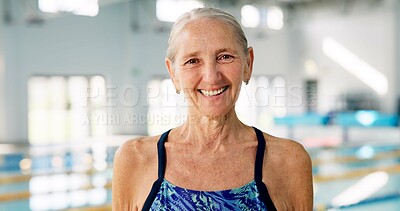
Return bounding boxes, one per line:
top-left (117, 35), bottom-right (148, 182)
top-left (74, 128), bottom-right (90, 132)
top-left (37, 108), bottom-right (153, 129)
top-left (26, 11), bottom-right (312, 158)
top-left (304, 59), bottom-right (319, 77)
top-left (241, 5), bottom-right (260, 28)
top-left (39, 0), bottom-right (99, 17)
top-left (323, 37), bottom-right (388, 95)
top-left (156, 0), bottom-right (204, 22)
top-left (356, 145), bottom-right (375, 159)
top-left (267, 6), bottom-right (284, 30)
top-left (355, 110), bottom-right (378, 126)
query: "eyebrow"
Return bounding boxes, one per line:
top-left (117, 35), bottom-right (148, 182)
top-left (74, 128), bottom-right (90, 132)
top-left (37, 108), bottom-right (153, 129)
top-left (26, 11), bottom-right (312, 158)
top-left (182, 48), bottom-right (239, 59)
top-left (216, 48), bottom-right (239, 54)
top-left (182, 51), bottom-right (201, 59)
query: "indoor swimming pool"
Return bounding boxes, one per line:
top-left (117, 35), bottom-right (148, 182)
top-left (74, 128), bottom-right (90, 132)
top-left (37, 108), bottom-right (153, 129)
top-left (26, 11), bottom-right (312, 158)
top-left (0, 142), bottom-right (399, 211)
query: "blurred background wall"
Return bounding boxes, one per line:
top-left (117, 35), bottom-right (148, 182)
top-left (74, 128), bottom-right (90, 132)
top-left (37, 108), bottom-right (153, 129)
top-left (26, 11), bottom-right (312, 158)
top-left (1, 0), bottom-right (400, 210)
top-left (0, 0), bottom-right (399, 142)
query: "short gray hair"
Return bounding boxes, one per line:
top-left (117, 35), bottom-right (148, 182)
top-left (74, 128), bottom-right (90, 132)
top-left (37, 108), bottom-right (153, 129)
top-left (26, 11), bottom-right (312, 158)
top-left (166, 7), bottom-right (248, 62)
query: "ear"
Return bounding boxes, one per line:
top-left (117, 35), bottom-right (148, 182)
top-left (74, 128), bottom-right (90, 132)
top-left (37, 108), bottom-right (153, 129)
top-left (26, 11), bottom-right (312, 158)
top-left (244, 47), bottom-right (254, 83)
top-left (166, 58), bottom-right (181, 92)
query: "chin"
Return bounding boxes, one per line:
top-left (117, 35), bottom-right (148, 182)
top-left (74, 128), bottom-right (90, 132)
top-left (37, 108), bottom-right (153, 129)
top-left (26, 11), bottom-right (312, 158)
top-left (200, 107), bottom-right (231, 119)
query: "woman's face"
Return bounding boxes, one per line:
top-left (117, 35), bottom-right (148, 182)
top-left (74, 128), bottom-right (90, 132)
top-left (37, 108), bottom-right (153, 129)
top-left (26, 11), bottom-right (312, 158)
top-left (166, 18), bottom-right (254, 118)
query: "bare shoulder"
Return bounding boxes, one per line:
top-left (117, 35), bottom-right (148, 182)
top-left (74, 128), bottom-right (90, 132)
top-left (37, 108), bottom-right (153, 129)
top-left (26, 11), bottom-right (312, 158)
top-left (262, 133), bottom-right (313, 210)
top-left (113, 135), bottom-right (161, 182)
top-left (112, 135), bottom-right (160, 210)
top-left (264, 133), bottom-right (311, 166)
top-left (114, 136), bottom-right (159, 166)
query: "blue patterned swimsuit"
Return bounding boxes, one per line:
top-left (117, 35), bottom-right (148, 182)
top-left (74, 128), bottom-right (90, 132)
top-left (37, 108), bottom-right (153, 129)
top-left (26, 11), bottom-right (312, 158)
top-left (142, 127), bottom-right (277, 211)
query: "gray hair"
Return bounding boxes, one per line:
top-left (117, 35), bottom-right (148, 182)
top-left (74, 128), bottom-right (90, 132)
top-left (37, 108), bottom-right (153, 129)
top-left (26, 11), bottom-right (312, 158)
top-left (166, 7), bottom-right (248, 62)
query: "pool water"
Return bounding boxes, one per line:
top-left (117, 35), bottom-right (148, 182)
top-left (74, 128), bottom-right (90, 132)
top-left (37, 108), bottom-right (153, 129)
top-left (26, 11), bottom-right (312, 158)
top-left (0, 143), bottom-right (399, 211)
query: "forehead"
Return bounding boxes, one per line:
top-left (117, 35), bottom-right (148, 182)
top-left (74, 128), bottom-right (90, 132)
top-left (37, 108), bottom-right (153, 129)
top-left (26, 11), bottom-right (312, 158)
top-left (175, 18), bottom-right (240, 54)
top-left (183, 18), bottom-right (233, 37)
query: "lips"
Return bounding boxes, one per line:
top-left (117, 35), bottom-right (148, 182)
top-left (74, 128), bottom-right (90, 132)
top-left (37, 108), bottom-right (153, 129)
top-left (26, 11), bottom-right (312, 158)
top-left (198, 86), bottom-right (229, 97)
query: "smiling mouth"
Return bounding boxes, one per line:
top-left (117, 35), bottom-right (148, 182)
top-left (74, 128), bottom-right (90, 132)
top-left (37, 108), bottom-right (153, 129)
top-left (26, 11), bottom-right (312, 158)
top-left (198, 86), bottom-right (229, 97)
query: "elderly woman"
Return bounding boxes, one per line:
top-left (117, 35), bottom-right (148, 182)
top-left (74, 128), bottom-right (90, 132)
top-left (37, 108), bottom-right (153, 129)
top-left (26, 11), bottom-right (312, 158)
top-left (113, 7), bottom-right (313, 211)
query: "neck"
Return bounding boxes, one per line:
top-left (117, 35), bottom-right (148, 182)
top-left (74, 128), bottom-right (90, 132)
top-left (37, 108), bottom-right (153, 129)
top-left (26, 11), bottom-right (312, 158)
top-left (175, 109), bottom-right (248, 148)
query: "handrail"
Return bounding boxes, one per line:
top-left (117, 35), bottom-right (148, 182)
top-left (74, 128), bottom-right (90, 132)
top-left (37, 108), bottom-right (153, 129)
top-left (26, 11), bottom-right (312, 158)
top-left (0, 181), bottom-right (112, 202)
top-left (66, 204), bottom-right (112, 211)
top-left (0, 166), bottom-right (113, 185)
top-left (312, 149), bottom-right (400, 166)
top-left (314, 164), bottom-right (400, 183)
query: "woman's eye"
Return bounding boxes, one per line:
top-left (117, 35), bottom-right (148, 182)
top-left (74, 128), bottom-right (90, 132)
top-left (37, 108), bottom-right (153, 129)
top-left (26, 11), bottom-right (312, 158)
top-left (185, 59), bottom-right (199, 65)
top-left (218, 54), bottom-right (234, 62)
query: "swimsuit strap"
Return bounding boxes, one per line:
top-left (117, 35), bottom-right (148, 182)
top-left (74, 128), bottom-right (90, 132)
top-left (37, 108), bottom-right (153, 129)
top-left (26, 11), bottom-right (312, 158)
top-left (253, 127), bottom-right (277, 211)
top-left (142, 129), bottom-right (171, 211)
top-left (254, 126), bottom-right (265, 182)
top-left (143, 128), bottom-right (276, 211)
top-left (157, 129), bottom-right (171, 179)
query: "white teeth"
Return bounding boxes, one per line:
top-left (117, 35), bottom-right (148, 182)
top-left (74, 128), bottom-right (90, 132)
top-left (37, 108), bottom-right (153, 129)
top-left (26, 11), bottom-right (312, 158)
top-left (200, 87), bottom-right (226, 97)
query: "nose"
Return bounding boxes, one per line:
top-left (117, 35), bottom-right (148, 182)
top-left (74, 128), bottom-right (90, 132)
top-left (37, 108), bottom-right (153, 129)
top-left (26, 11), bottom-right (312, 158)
top-left (202, 59), bottom-right (221, 84)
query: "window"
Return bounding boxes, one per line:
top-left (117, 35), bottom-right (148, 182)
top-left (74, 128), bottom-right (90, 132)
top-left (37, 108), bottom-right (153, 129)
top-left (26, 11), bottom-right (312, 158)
top-left (156, 0), bottom-right (204, 22)
top-left (38, 0), bottom-right (99, 17)
top-left (236, 75), bottom-right (287, 130)
top-left (28, 75), bottom-right (106, 145)
top-left (147, 78), bottom-right (187, 136)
